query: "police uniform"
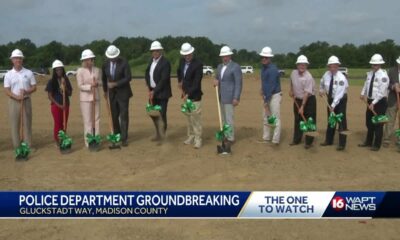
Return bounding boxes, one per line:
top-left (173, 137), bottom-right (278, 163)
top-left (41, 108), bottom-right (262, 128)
top-left (320, 71), bottom-right (348, 149)
top-left (360, 68), bottom-right (389, 149)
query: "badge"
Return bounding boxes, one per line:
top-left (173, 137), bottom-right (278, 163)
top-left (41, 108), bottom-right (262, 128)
top-left (382, 77), bottom-right (388, 83)
top-left (334, 81), bottom-right (338, 85)
top-left (339, 81), bottom-right (344, 86)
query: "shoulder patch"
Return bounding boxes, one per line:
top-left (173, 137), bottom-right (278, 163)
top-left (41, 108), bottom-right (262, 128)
top-left (382, 77), bottom-right (388, 83)
top-left (339, 81), bottom-right (345, 86)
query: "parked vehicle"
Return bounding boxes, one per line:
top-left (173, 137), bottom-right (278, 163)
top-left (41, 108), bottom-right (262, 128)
top-left (203, 66), bottom-right (214, 75)
top-left (31, 67), bottom-right (50, 76)
top-left (0, 70), bottom-right (8, 81)
top-left (241, 66), bottom-right (254, 74)
top-left (338, 67), bottom-right (348, 76)
top-left (66, 70), bottom-right (77, 77)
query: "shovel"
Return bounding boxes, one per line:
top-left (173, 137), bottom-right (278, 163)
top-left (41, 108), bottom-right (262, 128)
top-left (395, 92), bottom-right (400, 148)
top-left (87, 77), bottom-right (101, 152)
top-left (105, 80), bottom-right (121, 150)
top-left (363, 98), bottom-right (389, 125)
top-left (15, 96), bottom-right (30, 161)
top-left (293, 97), bottom-right (319, 137)
top-left (58, 78), bottom-right (72, 154)
top-left (215, 86), bottom-right (231, 155)
top-left (146, 95), bottom-right (161, 118)
top-left (321, 93), bottom-right (351, 136)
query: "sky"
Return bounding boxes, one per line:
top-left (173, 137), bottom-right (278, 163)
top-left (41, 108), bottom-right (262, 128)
top-left (0, 0), bottom-right (399, 54)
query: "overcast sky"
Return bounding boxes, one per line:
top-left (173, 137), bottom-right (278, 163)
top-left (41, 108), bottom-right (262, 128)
top-left (0, 0), bottom-right (398, 53)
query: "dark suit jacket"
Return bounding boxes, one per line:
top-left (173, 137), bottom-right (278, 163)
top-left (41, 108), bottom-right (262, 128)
top-left (177, 58), bottom-right (203, 101)
top-left (388, 66), bottom-right (399, 107)
top-left (102, 57), bottom-right (133, 100)
top-left (145, 56), bottom-right (172, 100)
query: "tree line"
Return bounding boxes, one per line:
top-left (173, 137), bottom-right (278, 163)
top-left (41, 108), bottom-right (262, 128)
top-left (0, 36), bottom-right (399, 71)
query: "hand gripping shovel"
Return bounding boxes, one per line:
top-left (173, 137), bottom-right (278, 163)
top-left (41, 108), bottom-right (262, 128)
top-left (215, 86), bottom-right (231, 155)
top-left (321, 93), bottom-right (351, 136)
top-left (58, 78), bottom-right (73, 154)
top-left (15, 97), bottom-right (30, 161)
top-left (146, 94), bottom-right (161, 118)
top-left (363, 98), bottom-right (389, 125)
top-left (105, 80), bottom-right (121, 150)
top-left (293, 97), bottom-right (318, 137)
top-left (180, 92), bottom-right (196, 116)
top-left (86, 77), bottom-right (101, 152)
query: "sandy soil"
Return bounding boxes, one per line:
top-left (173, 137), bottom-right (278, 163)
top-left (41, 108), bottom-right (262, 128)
top-left (0, 75), bottom-right (399, 239)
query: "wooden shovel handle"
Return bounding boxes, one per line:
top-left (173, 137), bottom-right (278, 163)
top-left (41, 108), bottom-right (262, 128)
top-left (292, 97), bottom-right (307, 122)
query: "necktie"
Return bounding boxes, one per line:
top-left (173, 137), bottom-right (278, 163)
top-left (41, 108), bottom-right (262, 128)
top-left (368, 73), bottom-right (375, 98)
top-left (328, 74), bottom-right (334, 98)
top-left (111, 62), bottom-right (116, 80)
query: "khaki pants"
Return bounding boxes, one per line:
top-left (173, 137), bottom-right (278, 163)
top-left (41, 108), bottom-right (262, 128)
top-left (80, 101), bottom-right (100, 147)
top-left (263, 93), bottom-right (281, 143)
top-left (9, 98), bottom-right (32, 148)
top-left (186, 101), bottom-right (202, 140)
top-left (384, 104), bottom-right (399, 144)
top-left (220, 104), bottom-right (235, 141)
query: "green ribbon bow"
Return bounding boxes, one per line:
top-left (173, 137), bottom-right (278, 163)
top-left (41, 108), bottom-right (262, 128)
top-left (299, 117), bottom-right (317, 132)
top-left (106, 133), bottom-right (121, 144)
top-left (372, 115), bottom-right (389, 124)
top-left (267, 115), bottom-right (277, 126)
top-left (58, 130), bottom-right (73, 150)
top-left (328, 112), bottom-right (344, 128)
top-left (215, 124), bottom-right (232, 142)
top-left (86, 133), bottom-right (102, 145)
top-left (181, 99), bottom-right (196, 114)
top-left (15, 141), bottom-right (30, 158)
top-left (146, 103), bottom-right (162, 112)
top-left (395, 129), bottom-right (400, 138)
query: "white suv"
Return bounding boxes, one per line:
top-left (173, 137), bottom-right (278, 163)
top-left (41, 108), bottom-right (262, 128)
top-left (241, 66), bottom-right (254, 74)
top-left (203, 66), bottom-right (214, 75)
top-left (0, 70), bottom-right (8, 81)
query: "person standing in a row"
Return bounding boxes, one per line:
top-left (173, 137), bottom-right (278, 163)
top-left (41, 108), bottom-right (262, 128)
top-left (319, 56), bottom-right (348, 151)
top-left (76, 49), bottom-right (102, 148)
top-left (145, 41), bottom-right (172, 142)
top-left (359, 54), bottom-right (389, 151)
top-left (177, 43), bottom-right (204, 149)
top-left (214, 46), bottom-right (243, 146)
top-left (45, 60), bottom-right (72, 146)
top-left (289, 55), bottom-right (316, 149)
top-left (4, 49), bottom-right (37, 150)
top-left (383, 56), bottom-right (400, 148)
top-left (102, 45), bottom-right (132, 147)
top-left (259, 46), bottom-right (281, 145)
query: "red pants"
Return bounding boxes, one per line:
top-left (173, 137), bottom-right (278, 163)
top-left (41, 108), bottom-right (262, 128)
top-left (51, 104), bottom-right (69, 142)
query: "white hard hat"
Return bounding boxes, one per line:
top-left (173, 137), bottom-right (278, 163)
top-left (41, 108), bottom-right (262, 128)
top-left (327, 56), bottom-right (341, 65)
top-left (259, 46), bottom-right (274, 58)
top-left (80, 49), bottom-right (96, 61)
top-left (296, 55), bottom-right (309, 64)
top-left (369, 54), bottom-right (385, 65)
top-left (105, 45), bottom-right (120, 59)
top-left (52, 60), bottom-right (64, 69)
top-left (150, 41), bottom-right (163, 51)
top-left (397, 56), bottom-right (400, 65)
top-left (10, 49), bottom-right (24, 59)
top-left (219, 46), bottom-right (233, 57)
top-left (180, 43), bottom-right (195, 55)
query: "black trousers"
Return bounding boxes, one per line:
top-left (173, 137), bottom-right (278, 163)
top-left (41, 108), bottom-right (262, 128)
top-left (325, 96), bottom-right (347, 147)
top-left (293, 95), bottom-right (317, 146)
top-left (152, 98), bottom-right (169, 135)
top-left (110, 94), bottom-right (130, 142)
top-left (365, 98), bottom-right (388, 148)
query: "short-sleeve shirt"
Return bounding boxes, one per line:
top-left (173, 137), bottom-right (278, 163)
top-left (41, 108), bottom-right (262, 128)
top-left (290, 70), bottom-right (315, 99)
top-left (45, 78), bottom-right (72, 105)
top-left (3, 67), bottom-right (37, 96)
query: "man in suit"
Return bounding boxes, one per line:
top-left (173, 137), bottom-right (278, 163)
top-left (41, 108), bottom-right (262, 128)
top-left (102, 45), bottom-right (132, 147)
top-left (213, 46), bottom-right (243, 144)
top-left (145, 41), bottom-right (172, 141)
top-left (177, 43), bottom-right (203, 149)
top-left (383, 56), bottom-right (400, 147)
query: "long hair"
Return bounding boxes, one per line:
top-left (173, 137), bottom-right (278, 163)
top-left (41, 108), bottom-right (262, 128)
top-left (50, 67), bottom-right (69, 92)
